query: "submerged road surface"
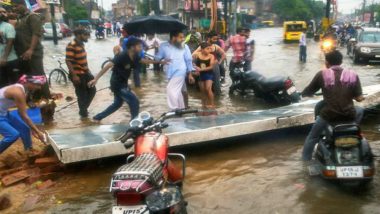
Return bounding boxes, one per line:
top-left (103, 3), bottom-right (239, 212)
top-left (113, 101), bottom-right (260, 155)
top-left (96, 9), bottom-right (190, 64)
top-left (36, 28), bottom-right (380, 213)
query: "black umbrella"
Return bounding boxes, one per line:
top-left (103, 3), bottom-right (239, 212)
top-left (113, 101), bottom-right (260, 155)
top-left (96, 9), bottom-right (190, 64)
top-left (123, 15), bottom-right (188, 34)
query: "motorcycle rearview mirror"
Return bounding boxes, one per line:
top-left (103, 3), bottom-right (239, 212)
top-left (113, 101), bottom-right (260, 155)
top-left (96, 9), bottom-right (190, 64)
top-left (123, 139), bottom-right (135, 149)
top-left (160, 122), bottom-right (169, 129)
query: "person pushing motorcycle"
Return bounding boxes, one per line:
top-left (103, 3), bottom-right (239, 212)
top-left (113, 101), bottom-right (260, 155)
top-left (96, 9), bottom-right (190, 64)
top-left (301, 50), bottom-right (365, 161)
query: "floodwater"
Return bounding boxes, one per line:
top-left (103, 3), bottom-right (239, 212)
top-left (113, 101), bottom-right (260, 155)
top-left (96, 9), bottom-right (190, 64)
top-left (29, 28), bottom-right (380, 213)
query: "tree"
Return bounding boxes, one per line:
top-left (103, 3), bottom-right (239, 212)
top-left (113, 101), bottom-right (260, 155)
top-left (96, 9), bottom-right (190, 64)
top-left (137, 0), bottom-right (160, 16)
top-left (272, 0), bottom-right (324, 21)
top-left (63, 0), bottom-right (88, 21)
top-left (304, 0), bottom-right (325, 20)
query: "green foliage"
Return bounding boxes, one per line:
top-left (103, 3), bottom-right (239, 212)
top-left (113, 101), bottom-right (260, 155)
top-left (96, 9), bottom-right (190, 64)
top-left (64, 0), bottom-right (88, 21)
top-left (273, 0), bottom-right (325, 21)
top-left (137, 0), bottom-right (160, 16)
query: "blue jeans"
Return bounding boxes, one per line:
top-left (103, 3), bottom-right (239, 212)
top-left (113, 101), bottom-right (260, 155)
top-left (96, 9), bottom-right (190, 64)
top-left (133, 65), bottom-right (141, 87)
top-left (299, 45), bottom-right (307, 62)
top-left (0, 113), bottom-right (32, 153)
top-left (93, 87), bottom-right (139, 121)
top-left (302, 107), bottom-right (364, 161)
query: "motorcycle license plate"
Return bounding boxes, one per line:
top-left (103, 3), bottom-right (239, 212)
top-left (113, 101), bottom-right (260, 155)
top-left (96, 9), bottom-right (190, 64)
top-left (336, 166), bottom-right (363, 178)
top-left (376, 55), bottom-right (380, 58)
top-left (112, 205), bottom-right (148, 214)
top-left (287, 86), bottom-right (297, 95)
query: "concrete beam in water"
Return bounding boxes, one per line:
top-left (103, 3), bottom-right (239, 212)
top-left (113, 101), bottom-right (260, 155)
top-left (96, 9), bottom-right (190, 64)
top-left (47, 84), bottom-right (380, 164)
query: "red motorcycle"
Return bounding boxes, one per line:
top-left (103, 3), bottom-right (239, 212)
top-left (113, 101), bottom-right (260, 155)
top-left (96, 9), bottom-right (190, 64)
top-left (110, 109), bottom-right (198, 214)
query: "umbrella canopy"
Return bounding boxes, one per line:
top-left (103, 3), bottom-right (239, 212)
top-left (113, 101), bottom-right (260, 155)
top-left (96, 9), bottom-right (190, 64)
top-left (123, 15), bottom-right (188, 34)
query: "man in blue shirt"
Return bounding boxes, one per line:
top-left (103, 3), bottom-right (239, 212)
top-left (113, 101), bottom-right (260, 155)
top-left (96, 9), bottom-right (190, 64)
top-left (88, 38), bottom-right (167, 122)
top-left (121, 27), bottom-right (147, 87)
top-left (155, 30), bottom-right (195, 110)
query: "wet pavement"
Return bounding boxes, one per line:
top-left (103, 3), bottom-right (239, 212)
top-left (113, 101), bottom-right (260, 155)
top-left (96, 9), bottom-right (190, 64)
top-left (35, 28), bottom-right (380, 213)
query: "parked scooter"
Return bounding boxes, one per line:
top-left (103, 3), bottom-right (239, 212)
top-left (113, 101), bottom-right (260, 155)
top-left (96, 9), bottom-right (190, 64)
top-left (229, 64), bottom-right (301, 104)
top-left (110, 109), bottom-right (198, 214)
top-left (313, 123), bottom-right (375, 186)
top-left (311, 107), bottom-right (375, 186)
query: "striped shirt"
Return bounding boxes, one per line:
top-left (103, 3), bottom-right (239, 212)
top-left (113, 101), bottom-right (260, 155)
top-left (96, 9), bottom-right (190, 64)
top-left (65, 40), bottom-right (89, 74)
top-left (225, 34), bottom-right (247, 63)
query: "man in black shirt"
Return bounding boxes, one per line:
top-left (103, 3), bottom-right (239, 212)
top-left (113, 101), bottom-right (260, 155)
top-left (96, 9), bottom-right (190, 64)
top-left (301, 50), bottom-right (364, 161)
top-left (88, 38), bottom-right (166, 122)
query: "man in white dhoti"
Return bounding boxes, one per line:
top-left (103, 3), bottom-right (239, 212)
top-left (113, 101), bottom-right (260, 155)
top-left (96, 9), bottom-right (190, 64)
top-left (156, 30), bottom-right (195, 110)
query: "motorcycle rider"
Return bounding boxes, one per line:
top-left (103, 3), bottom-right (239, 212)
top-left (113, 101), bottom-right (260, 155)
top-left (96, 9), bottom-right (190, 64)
top-left (95, 23), bottom-right (105, 39)
top-left (301, 50), bottom-right (365, 161)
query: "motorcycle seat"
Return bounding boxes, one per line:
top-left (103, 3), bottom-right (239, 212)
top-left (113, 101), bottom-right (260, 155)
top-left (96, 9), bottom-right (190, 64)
top-left (113, 153), bottom-right (163, 185)
top-left (242, 70), bottom-right (264, 82)
top-left (258, 76), bottom-right (287, 92)
top-left (333, 124), bottom-right (360, 137)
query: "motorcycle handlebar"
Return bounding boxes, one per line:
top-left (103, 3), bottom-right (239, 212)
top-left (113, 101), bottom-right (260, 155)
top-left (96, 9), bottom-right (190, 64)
top-left (119, 131), bottom-right (133, 144)
top-left (175, 109), bottom-right (199, 115)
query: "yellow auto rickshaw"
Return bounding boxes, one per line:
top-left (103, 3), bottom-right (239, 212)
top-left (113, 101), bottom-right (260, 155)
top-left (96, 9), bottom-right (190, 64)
top-left (283, 21), bottom-right (307, 43)
top-left (262, 20), bottom-right (274, 27)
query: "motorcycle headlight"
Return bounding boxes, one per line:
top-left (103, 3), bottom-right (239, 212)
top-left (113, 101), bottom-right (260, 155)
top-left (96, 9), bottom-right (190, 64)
top-left (138, 111), bottom-right (151, 121)
top-left (360, 47), bottom-right (371, 53)
top-left (145, 187), bottom-right (183, 212)
top-left (322, 40), bottom-right (333, 49)
top-left (129, 119), bottom-right (143, 128)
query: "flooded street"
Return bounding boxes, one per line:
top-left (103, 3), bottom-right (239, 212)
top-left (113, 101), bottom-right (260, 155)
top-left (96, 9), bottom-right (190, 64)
top-left (34, 28), bottom-right (380, 213)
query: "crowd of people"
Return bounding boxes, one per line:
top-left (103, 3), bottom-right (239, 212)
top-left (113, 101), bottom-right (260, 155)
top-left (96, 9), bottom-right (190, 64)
top-left (67, 26), bottom-right (256, 123)
top-left (0, 2), bottom-right (256, 154)
top-left (0, 1), bottom-right (52, 154)
top-left (0, 1), bottom-right (366, 171)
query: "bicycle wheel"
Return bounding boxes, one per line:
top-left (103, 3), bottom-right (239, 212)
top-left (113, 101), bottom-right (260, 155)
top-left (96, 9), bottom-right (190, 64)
top-left (49, 69), bottom-right (68, 86)
top-left (101, 59), bottom-right (112, 69)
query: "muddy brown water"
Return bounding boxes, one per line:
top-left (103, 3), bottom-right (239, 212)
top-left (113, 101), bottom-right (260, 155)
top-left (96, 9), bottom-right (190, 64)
top-left (26, 28), bottom-right (380, 213)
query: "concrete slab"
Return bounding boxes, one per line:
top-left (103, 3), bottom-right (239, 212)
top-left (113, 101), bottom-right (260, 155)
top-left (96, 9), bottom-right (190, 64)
top-left (48, 85), bottom-right (380, 164)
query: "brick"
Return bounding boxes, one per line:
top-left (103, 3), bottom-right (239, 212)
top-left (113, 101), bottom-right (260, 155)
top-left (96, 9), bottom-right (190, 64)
top-left (0, 162), bottom-right (6, 170)
top-left (40, 164), bottom-right (64, 174)
top-left (39, 172), bottom-right (63, 181)
top-left (1, 168), bottom-right (39, 186)
top-left (34, 156), bottom-right (59, 168)
top-left (36, 179), bottom-right (55, 190)
top-left (0, 167), bottom-right (23, 178)
top-left (0, 194), bottom-right (11, 211)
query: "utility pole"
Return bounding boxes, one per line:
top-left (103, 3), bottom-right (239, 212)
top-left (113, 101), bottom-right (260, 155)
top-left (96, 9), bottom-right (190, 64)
top-left (204, 0), bottom-right (208, 19)
top-left (223, 0), bottom-right (227, 36)
top-left (48, 1), bottom-right (60, 45)
top-left (232, 0), bottom-right (237, 34)
top-left (362, 0), bottom-right (367, 21)
top-left (325, 0), bottom-right (331, 19)
top-left (191, 0), bottom-right (194, 28)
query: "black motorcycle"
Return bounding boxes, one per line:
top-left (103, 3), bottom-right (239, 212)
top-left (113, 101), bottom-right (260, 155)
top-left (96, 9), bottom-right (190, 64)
top-left (96, 29), bottom-right (105, 39)
top-left (229, 65), bottom-right (301, 104)
top-left (313, 123), bottom-right (375, 186)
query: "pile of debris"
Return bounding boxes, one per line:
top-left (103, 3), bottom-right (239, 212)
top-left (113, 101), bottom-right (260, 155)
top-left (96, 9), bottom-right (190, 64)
top-left (0, 140), bottom-right (65, 212)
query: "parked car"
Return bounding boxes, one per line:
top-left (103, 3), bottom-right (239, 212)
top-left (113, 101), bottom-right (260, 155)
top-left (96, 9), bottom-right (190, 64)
top-left (43, 23), bottom-right (63, 39)
top-left (347, 28), bottom-right (380, 63)
top-left (58, 23), bottom-right (72, 37)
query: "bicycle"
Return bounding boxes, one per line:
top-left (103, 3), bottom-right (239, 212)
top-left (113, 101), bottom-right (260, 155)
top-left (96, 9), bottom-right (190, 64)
top-left (49, 56), bottom-right (69, 86)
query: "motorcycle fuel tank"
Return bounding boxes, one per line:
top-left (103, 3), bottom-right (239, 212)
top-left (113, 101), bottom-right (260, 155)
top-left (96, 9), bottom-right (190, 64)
top-left (135, 132), bottom-right (169, 162)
